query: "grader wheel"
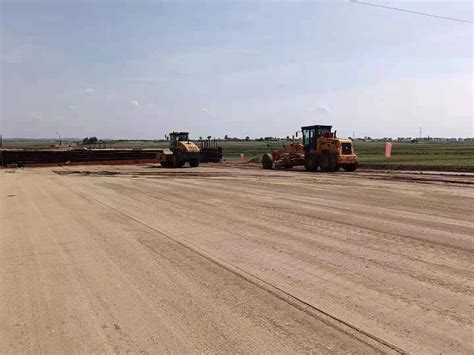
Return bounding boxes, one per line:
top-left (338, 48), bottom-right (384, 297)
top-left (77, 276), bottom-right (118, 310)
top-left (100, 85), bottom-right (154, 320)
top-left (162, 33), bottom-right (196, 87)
top-left (319, 154), bottom-right (337, 172)
top-left (262, 153), bottom-right (274, 169)
top-left (304, 157), bottom-right (318, 172)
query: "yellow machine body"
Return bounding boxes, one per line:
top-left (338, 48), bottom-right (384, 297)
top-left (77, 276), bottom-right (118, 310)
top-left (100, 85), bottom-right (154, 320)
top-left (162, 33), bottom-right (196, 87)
top-left (177, 140), bottom-right (200, 153)
top-left (157, 131), bottom-right (201, 168)
top-left (317, 137), bottom-right (358, 166)
top-left (263, 125), bottom-right (359, 172)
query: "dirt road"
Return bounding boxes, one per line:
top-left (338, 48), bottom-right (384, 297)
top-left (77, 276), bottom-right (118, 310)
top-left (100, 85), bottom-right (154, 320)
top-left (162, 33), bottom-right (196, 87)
top-left (1, 164), bottom-right (473, 353)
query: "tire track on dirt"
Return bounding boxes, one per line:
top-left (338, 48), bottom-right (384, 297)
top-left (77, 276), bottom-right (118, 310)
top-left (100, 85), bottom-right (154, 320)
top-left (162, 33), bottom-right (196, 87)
top-left (85, 175), bottom-right (473, 353)
top-left (80, 190), bottom-right (405, 354)
top-left (117, 179), bottom-right (474, 324)
top-left (157, 177), bottom-right (474, 250)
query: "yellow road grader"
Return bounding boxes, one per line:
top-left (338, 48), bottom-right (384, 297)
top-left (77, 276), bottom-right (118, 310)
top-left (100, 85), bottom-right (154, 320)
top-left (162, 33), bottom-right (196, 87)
top-left (262, 125), bottom-right (359, 172)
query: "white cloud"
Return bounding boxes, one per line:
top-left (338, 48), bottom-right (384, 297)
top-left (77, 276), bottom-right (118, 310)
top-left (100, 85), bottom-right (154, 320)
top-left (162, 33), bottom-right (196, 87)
top-left (308, 105), bottom-right (331, 115)
top-left (200, 107), bottom-right (221, 120)
top-left (83, 88), bottom-right (95, 95)
top-left (130, 100), bottom-right (140, 107)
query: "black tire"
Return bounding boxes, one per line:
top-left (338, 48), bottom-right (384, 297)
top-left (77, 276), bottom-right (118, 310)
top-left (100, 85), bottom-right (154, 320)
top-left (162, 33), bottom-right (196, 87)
top-left (262, 153), bottom-right (274, 169)
top-left (161, 161), bottom-right (173, 168)
top-left (173, 157), bottom-right (185, 168)
top-left (343, 164), bottom-right (357, 172)
top-left (189, 159), bottom-right (200, 167)
top-left (319, 154), bottom-right (337, 172)
top-left (304, 157), bottom-right (318, 171)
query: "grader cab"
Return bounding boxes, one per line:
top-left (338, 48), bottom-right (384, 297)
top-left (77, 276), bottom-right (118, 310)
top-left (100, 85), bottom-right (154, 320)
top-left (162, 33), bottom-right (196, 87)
top-left (301, 125), bottom-right (358, 172)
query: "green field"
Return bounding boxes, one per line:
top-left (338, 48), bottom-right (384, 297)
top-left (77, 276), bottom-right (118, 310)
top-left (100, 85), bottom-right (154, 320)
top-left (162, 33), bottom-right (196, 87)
top-left (2, 139), bottom-right (473, 172)
top-left (217, 140), bottom-right (474, 171)
top-left (352, 141), bottom-right (474, 171)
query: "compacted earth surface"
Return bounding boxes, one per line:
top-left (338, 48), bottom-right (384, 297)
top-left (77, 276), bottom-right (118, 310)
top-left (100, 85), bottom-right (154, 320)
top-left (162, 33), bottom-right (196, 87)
top-left (1, 163), bottom-right (473, 353)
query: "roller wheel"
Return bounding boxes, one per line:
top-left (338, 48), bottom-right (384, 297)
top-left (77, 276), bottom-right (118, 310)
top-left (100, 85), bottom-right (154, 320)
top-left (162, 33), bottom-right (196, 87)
top-left (173, 157), bottom-right (185, 168)
top-left (189, 159), bottom-right (200, 167)
top-left (262, 153), bottom-right (274, 169)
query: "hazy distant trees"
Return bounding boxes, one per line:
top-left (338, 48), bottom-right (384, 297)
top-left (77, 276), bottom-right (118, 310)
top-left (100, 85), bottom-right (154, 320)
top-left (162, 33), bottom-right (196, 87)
top-left (82, 137), bottom-right (98, 145)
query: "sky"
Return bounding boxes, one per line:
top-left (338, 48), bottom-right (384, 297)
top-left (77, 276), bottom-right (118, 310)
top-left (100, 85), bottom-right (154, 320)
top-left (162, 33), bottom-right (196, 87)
top-left (1, 0), bottom-right (473, 139)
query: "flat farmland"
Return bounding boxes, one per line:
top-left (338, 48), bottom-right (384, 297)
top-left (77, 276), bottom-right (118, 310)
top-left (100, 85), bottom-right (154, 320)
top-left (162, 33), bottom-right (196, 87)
top-left (1, 164), bottom-right (473, 353)
top-left (219, 140), bottom-right (474, 171)
top-left (3, 139), bottom-right (473, 171)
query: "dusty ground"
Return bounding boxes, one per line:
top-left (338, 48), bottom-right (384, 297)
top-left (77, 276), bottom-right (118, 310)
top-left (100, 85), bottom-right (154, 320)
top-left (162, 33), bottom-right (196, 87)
top-left (1, 163), bottom-right (473, 354)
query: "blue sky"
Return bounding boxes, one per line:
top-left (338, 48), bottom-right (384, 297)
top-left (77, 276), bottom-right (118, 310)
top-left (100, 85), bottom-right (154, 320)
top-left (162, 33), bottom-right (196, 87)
top-left (1, 0), bottom-right (473, 139)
